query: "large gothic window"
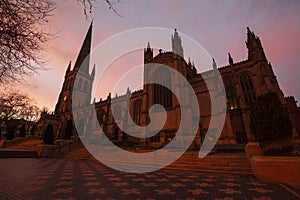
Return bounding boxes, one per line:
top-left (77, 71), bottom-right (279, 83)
top-left (83, 80), bottom-right (88, 91)
top-left (113, 105), bottom-right (122, 122)
top-left (153, 67), bottom-right (173, 110)
top-left (133, 100), bottom-right (142, 125)
top-left (97, 109), bottom-right (105, 123)
top-left (240, 73), bottom-right (256, 104)
top-left (223, 76), bottom-right (239, 109)
top-left (77, 79), bottom-right (82, 90)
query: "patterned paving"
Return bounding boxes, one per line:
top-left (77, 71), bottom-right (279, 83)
top-left (0, 158), bottom-right (299, 200)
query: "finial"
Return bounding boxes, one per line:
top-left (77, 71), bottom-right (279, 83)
top-left (147, 42), bottom-right (150, 49)
top-left (212, 58), bottom-right (217, 70)
top-left (228, 52), bottom-right (233, 65)
top-left (66, 61), bottom-right (71, 73)
top-left (91, 64), bottom-right (95, 77)
top-left (159, 49), bottom-right (162, 54)
top-left (247, 27), bottom-right (256, 38)
top-left (126, 87), bottom-right (131, 94)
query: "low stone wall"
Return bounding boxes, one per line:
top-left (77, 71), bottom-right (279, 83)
top-left (0, 135), bottom-right (39, 148)
top-left (245, 142), bottom-right (262, 157)
top-left (36, 138), bottom-right (81, 158)
top-left (250, 156), bottom-right (300, 186)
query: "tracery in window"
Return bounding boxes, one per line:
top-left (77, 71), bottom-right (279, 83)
top-left (152, 67), bottom-right (173, 110)
top-left (240, 73), bottom-right (256, 104)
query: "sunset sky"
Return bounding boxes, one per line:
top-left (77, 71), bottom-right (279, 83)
top-left (19, 0), bottom-right (300, 110)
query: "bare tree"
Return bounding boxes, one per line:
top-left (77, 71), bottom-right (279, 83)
top-left (0, 90), bottom-right (42, 122)
top-left (0, 0), bottom-right (55, 83)
top-left (78, 0), bottom-right (122, 17)
top-left (0, 0), bottom-right (122, 84)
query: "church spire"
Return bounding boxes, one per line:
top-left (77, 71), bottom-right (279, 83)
top-left (172, 29), bottom-right (184, 58)
top-left (74, 22), bottom-right (93, 74)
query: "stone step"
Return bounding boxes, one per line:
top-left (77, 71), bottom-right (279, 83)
top-left (173, 161), bottom-right (251, 168)
top-left (165, 166), bottom-right (253, 175)
top-left (70, 157), bottom-right (252, 174)
top-left (88, 159), bottom-right (253, 174)
top-left (60, 147), bottom-right (253, 174)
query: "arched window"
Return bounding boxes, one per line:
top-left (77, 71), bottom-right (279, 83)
top-left (77, 79), bottom-right (82, 90)
top-left (133, 100), bottom-right (142, 125)
top-left (240, 73), bottom-right (256, 104)
top-left (83, 80), bottom-right (88, 91)
top-left (113, 105), bottom-right (122, 122)
top-left (223, 76), bottom-right (239, 109)
top-left (152, 67), bottom-right (173, 110)
top-left (97, 109), bottom-right (105, 123)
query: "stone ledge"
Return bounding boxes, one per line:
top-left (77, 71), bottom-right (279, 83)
top-left (36, 144), bottom-right (60, 158)
top-left (36, 139), bottom-right (81, 158)
top-left (0, 136), bottom-right (39, 148)
top-left (245, 142), bottom-right (262, 157)
top-left (250, 156), bottom-right (300, 186)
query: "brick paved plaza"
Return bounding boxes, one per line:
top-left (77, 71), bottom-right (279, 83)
top-left (0, 158), bottom-right (299, 199)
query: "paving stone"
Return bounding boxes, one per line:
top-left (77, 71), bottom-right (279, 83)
top-left (0, 158), bottom-right (299, 199)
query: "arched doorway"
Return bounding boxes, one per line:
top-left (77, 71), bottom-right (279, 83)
top-left (30, 124), bottom-right (37, 135)
top-left (44, 124), bottom-right (54, 144)
top-left (62, 120), bottom-right (73, 140)
top-left (114, 127), bottom-right (119, 140)
top-left (76, 119), bottom-right (84, 136)
top-left (19, 124), bottom-right (26, 137)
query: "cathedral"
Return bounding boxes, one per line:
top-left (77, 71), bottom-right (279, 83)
top-left (36, 22), bottom-right (298, 148)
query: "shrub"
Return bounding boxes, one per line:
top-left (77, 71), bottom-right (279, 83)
top-left (250, 92), bottom-right (295, 156)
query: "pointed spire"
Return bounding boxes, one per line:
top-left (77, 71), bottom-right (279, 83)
top-left (212, 58), bottom-right (217, 70)
top-left (144, 42), bottom-right (153, 64)
top-left (246, 27), bottom-right (267, 61)
top-left (172, 28), bottom-right (184, 58)
top-left (66, 61), bottom-right (71, 73)
top-left (192, 61), bottom-right (196, 72)
top-left (126, 87), bottom-right (131, 95)
top-left (147, 42), bottom-right (151, 49)
top-left (247, 27), bottom-right (256, 40)
top-left (74, 22), bottom-right (93, 74)
top-left (91, 64), bottom-right (95, 78)
top-left (187, 57), bottom-right (193, 69)
top-left (228, 52), bottom-right (233, 65)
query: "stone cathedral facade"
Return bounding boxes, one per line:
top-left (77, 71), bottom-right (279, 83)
top-left (36, 23), bottom-right (297, 148)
